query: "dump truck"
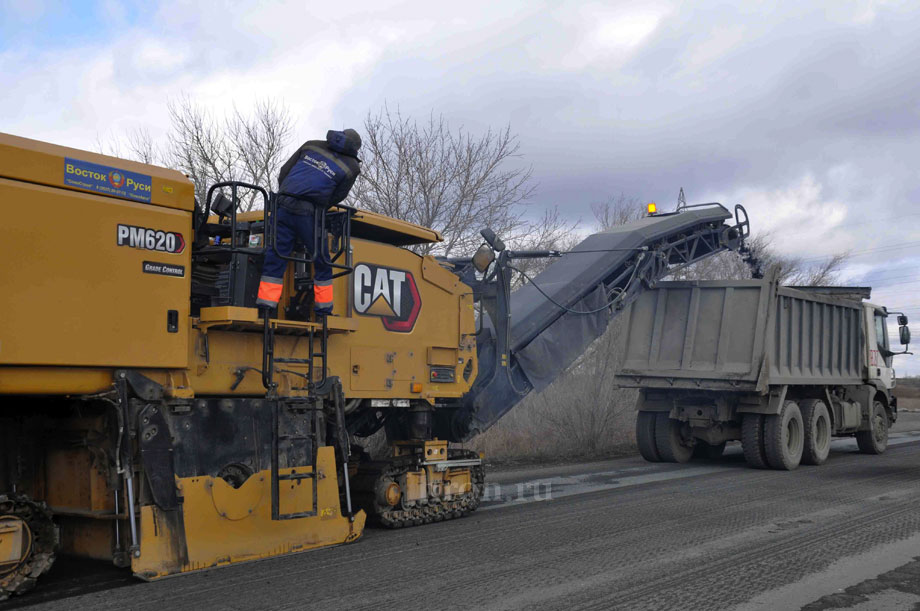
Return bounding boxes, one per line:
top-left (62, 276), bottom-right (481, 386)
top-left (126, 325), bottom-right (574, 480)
top-left (617, 273), bottom-right (912, 470)
top-left (0, 133), bottom-right (752, 599)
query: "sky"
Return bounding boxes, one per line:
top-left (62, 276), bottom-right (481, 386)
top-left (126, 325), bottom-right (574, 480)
top-left (2, 0), bottom-right (919, 373)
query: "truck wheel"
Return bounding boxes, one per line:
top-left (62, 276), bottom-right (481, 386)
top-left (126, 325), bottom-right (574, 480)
top-left (654, 413), bottom-right (693, 463)
top-left (764, 401), bottom-right (804, 470)
top-left (636, 412), bottom-right (661, 462)
top-left (693, 441), bottom-right (726, 460)
top-left (800, 399), bottom-right (831, 466)
top-left (742, 414), bottom-right (768, 469)
top-left (856, 400), bottom-right (889, 454)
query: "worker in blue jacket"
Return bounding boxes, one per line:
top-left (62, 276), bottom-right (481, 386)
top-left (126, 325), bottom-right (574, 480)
top-left (256, 129), bottom-right (361, 315)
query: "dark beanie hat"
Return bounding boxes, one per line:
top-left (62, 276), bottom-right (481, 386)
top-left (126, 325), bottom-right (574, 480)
top-left (327, 129), bottom-right (362, 157)
top-left (343, 128), bottom-right (362, 150)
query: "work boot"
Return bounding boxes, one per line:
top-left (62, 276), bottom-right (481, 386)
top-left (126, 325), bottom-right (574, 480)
top-left (259, 304), bottom-right (277, 320)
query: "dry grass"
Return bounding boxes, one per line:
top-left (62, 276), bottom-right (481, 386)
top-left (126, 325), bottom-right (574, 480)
top-left (897, 397), bottom-right (920, 412)
top-left (893, 385), bottom-right (920, 400)
top-left (465, 318), bottom-right (639, 463)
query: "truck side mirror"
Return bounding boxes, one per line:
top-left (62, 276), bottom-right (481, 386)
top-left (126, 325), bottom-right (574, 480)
top-left (900, 326), bottom-right (911, 346)
top-left (898, 314), bottom-right (909, 326)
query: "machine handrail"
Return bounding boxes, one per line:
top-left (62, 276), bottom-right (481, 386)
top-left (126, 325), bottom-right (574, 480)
top-left (267, 192), bottom-right (355, 280)
top-left (201, 181), bottom-right (270, 254)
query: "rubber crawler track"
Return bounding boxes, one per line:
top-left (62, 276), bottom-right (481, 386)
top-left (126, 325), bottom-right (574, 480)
top-left (0, 495), bottom-right (57, 602)
top-left (354, 449), bottom-right (485, 528)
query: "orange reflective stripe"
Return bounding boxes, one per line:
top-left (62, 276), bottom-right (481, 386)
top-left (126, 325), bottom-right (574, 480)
top-left (258, 280), bottom-right (283, 303)
top-left (314, 283), bottom-right (333, 303)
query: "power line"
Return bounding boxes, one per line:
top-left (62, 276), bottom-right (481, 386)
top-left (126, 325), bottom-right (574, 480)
top-left (798, 240), bottom-right (920, 263)
top-left (780, 212), bottom-right (920, 237)
top-left (843, 266), bottom-right (920, 281)
top-left (867, 279), bottom-right (920, 289)
top-left (845, 272), bottom-right (920, 284)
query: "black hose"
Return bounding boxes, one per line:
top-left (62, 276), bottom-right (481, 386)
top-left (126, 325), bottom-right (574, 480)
top-left (508, 253), bottom-right (644, 315)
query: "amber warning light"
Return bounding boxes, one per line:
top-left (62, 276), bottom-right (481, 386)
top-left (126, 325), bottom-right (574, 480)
top-left (647, 202), bottom-right (658, 215)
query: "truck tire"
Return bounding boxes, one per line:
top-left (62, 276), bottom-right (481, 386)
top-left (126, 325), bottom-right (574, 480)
top-left (764, 400), bottom-right (804, 470)
top-left (654, 413), bottom-right (693, 463)
top-left (742, 414), bottom-right (768, 469)
top-left (693, 441), bottom-right (726, 460)
top-left (856, 400), bottom-right (889, 454)
top-left (636, 411), bottom-right (661, 462)
top-left (800, 399), bottom-right (831, 466)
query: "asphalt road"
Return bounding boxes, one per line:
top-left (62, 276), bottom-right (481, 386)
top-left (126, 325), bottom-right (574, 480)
top-left (10, 414), bottom-right (920, 611)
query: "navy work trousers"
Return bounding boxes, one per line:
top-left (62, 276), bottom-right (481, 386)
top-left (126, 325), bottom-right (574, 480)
top-left (257, 205), bottom-right (333, 313)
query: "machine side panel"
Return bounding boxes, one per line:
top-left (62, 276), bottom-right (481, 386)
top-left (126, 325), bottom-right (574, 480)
top-left (176, 239), bottom-right (476, 401)
top-left (0, 132), bottom-right (194, 211)
top-left (343, 240), bottom-right (476, 401)
top-left (0, 178), bottom-right (191, 368)
top-left (618, 280), bottom-right (767, 385)
top-left (767, 286), bottom-right (864, 385)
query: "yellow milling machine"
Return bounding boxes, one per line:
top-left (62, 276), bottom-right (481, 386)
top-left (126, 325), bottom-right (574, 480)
top-left (0, 133), bottom-right (484, 598)
top-left (0, 132), bottom-right (751, 600)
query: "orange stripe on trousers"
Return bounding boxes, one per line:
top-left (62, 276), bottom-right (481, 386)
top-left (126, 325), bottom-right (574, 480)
top-left (258, 281), bottom-right (284, 303)
top-left (314, 283), bottom-right (333, 303)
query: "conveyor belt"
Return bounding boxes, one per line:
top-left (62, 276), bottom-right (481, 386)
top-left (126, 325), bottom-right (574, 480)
top-left (448, 204), bottom-right (749, 441)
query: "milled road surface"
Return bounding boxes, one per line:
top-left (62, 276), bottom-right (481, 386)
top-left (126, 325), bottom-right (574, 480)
top-left (10, 414), bottom-right (920, 611)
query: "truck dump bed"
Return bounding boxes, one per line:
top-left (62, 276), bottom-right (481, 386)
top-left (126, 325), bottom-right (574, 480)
top-left (615, 276), bottom-right (865, 391)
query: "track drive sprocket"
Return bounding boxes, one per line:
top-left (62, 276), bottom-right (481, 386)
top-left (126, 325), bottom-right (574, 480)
top-left (0, 495), bottom-right (57, 601)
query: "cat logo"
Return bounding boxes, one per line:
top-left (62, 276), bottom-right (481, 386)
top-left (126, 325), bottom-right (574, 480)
top-left (353, 263), bottom-right (421, 332)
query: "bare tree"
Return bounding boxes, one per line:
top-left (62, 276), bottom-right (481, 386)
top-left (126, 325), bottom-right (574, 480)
top-left (529, 317), bottom-right (637, 453)
top-left (349, 107), bottom-right (569, 256)
top-left (791, 253), bottom-right (849, 285)
top-left (93, 133), bottom-right (122, 158)
top-left (591, 193), bottom-right (646, 230)
top-left (165, 97), bottom-right (293, 210)
top-left (103, 96), bottom-right (293, 212)
top-left (227, 102), bottom-right (292, 201)
top-left (124, 128), bottom-right (160, 165)
top-left (506, 207), bottom-right (581, 283)
top-left (508, 194), bottom-right (644, 285)
top-left (667, 229), bottom-right (849, 286)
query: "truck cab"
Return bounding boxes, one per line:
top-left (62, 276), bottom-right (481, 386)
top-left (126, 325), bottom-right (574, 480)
top-left (864, 304), bottom-right (912, 392)
top-left (865, 304), bottom-right (895, 390)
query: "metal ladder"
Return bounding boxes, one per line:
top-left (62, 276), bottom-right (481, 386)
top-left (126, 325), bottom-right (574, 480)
top-left (270, 399), bottom-right (320, 520)
top-left (255, 191), bottom-right (356, 522)
top-left (267, 380), bottom-right (353, 521)
top-left (259, 191), bottom-right (355, 395)
top-left (261, 311), bottom-right (329, 395)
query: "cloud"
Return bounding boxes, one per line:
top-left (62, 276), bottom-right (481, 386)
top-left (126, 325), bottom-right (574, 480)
top-left (2, 0), bottom-right (920, 370)
top-left (548, 2), bottom-right (673, 69)
top-left (0, 0), bottom-right (398, 148)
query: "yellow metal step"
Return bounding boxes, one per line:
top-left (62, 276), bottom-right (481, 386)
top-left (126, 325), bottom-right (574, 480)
top-left (196, 306), bottom-right (357, 335)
